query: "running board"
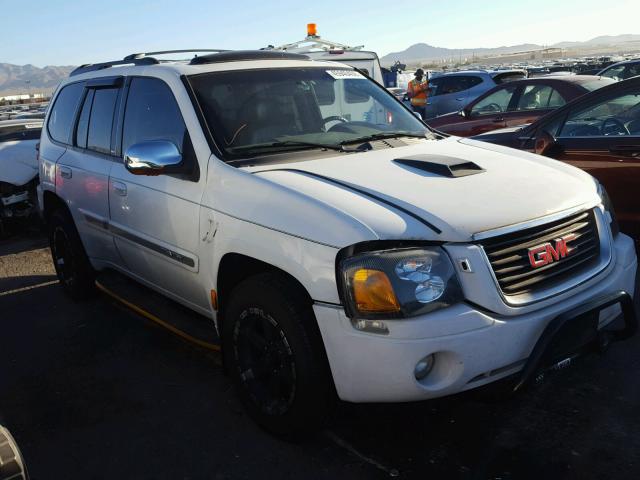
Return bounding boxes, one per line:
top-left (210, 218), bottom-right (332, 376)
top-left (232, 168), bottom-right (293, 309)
top-left (95, 270), bottom-right (220, 352)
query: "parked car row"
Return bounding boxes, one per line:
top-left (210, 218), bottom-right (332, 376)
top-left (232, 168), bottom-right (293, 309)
top-left (428, 76), bottom-right (614, 136)
top-left (473, 76), bottom-right (640, 241)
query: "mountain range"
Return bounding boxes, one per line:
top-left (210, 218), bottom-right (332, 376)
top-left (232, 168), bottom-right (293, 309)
top-left (0, 63), bottom-right (74, 97)
top-left (380, 34), bottom-right (640, 65)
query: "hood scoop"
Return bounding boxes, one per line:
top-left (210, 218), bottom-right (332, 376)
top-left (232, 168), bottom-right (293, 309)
top-left (393, 154), bottom-right (485, 178)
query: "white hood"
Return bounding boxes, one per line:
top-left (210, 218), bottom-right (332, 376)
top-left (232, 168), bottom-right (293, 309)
top-left (249, 137), bottom-right (599, 242)
top-left (0, 139), bottom-right (39, 186)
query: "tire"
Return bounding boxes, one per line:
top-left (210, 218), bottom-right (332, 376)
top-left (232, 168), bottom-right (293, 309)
top-left (0, 425), bottom-right (28, 480)
top-left (223, 272), bottom-right (335, 438)
top-left (48, 208), bottom-right (95, 300)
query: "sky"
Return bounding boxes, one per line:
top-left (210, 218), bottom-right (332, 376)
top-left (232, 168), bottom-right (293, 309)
top-left (1, 0), bottom-right (639, 67)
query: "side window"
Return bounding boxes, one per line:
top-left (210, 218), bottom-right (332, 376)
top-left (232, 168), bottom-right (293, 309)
top-left (516, 85), bottom-right (563, 110)
top-left (471, 85), bottom-right (517, 116)
top-left (87, 88), bottom-right (119, 155)
top-left (622, 64), bottom-right (640, 80)
top-left (312, 80), bottom-right (335, 106)
top-left (345, 79), bottom-right (371, 104)
top-left (75, 89), bottom-right (94, 149)
top-left (123, 77), bottom-right (187, 154)
top-left (558, 91), bottom-right (640, 137)
top-left (441, 76), bottom-right (483, 95)
top-left (601, 65), bottom-right (625, 81)
top-left (427, 77), bottom-right (445, 97)
top-left (47, 82), bottom-right (84, 144)
top-left (548, 89), bottom-right (566, 108)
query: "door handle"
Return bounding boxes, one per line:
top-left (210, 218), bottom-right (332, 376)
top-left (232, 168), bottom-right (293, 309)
top-left (492, 117), bottom-right (505, 123)
top-left (59, 166), bottom-right (72, 179)
top-left (455, 97), bottom-right (465, 101)
top-left (610, 145), bottom-right (640, 157)
top-left (112, 181), bottom-right (127, 196)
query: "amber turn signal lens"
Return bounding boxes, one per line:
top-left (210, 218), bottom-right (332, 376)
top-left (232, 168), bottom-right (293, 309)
top-left (352, 269), bottom-right (400, 313)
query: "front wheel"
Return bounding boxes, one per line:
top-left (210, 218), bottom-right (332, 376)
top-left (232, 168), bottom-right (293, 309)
top-left (223, 273), bottom-right (335, 437)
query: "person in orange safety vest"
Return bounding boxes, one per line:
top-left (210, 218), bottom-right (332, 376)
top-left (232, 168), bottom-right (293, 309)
top-left (406, 68), bottom-right (429, 120)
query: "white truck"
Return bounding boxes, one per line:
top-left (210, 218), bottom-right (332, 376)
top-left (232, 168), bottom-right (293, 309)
top-left (38, 49), bottom-right (637, 436)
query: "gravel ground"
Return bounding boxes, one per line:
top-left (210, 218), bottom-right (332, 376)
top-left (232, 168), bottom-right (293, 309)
top-left (1, 232), bottom-right (639, 479)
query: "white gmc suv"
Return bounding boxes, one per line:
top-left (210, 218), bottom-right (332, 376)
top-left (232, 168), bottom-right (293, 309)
top-left (38, 50), bottom-right (637, 435)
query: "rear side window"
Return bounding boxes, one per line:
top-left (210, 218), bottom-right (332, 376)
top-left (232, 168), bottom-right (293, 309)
top-left (87, 88), bottom-right (118, 154)
top-left (47, 82), bottom-right (84, 144)
top-left (440, 76), bottom-right (483, 95)
top-left (122, 78), bottom-right (187, 154)
top-left (516, 85), bottom-right (565, 110)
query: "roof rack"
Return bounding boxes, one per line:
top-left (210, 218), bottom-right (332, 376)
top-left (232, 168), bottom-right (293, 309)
top-left (70, 49), bottom-right (229, 77)
top-left (189, 50), bottom-right (309, 65)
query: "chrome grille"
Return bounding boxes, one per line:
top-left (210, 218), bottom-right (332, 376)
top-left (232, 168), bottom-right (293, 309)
top-left (480, 210), bottom-right (600, 297)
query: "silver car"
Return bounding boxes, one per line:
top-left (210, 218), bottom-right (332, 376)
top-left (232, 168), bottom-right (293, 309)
top-left (425, 69), bottom-right (526, 119)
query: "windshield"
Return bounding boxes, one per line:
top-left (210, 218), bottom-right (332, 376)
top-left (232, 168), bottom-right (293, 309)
top-left (188, 67), bottom-right (429, 159)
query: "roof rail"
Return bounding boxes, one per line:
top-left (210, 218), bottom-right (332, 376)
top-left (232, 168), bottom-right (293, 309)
top-left (70, 49), bottom-right (229, 77)
top-left (124, 49), bottom-right (228, 61)
top-left (189, 50), bottom-right (309, 65)
top-left (70, 57), bottom-right (159, 77)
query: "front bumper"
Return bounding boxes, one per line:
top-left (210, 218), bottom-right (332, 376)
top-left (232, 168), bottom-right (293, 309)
top-left (314, 233), bottom-right (637, 403)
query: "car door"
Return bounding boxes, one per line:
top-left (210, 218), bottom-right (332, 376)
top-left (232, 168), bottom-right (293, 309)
top-left (546, 85), bottom-right (640, 238)
top-left (108, 76), bottom-right (209, 310)
top-left (424, 77), bottom-right (445, 119)
top-left (52, 78), bottom-right (122, 263)
top-left (461, 84), bottom-right (520, 136)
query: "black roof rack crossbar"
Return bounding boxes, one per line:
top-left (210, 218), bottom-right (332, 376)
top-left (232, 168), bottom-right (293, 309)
top-left (70, 57), bottom-right (159, 77)
top-left (124, 49), bottom-right (229, 61)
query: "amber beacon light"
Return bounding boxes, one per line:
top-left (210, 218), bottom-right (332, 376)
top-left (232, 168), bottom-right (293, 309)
top-left (307, 23), bottom-right (318, 37)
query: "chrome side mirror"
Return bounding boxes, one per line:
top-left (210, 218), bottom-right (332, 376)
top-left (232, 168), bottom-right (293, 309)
top-left (124, 141), bottom-right (182, 176)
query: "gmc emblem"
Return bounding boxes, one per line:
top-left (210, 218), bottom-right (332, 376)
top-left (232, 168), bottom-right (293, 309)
top-left (528, 233), bottom-right (578, 268)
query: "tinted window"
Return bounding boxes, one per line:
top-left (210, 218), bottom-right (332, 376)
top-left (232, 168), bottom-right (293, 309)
top-left (123, 78), bottom-right (186, 154)
top-left (87, 88), bottom-right (118, 154)
top-left (440, 76), bottom-right (483, 95)
top-left (517, 85), bottom-right (565, 110)
top-left (345, 79), bottom-right (371, 104)
top-left (75, 90), bottom-right (94, 149)
top-left (313, 80), bottom-right (335, 106)
top-left (558, 90), bottom-right (640, 137)
top-left (47, 82), bottom-right (84, 144)
top-left (427, 77), bottom-right (445, 97)
top-left (471, 85), bottom-right (517, 116)
top-left (601, 65), bottom-right (626, 81)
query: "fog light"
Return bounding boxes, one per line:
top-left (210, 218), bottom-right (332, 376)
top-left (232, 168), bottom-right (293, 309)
top-left (414, 354), bottom-right (435, 380)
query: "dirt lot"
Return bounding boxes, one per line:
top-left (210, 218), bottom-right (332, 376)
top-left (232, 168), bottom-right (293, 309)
top-left (1, 232), bottom-right (639, 479)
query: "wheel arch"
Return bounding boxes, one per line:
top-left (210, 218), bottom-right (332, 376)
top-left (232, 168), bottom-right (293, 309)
top-left (216, 252), bottom-right (314, 337)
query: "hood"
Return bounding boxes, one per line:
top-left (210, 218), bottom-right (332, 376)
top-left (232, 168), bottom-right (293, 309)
top-left (248, 137), bottom-right (599, 242)
top-left (0, 140), bottom-right (39, 186)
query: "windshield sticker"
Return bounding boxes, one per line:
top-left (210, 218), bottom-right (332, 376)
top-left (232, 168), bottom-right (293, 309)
top-left (326, 70), bottom-right (366, 80)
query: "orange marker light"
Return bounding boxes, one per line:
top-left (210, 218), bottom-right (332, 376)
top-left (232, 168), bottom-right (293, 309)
top-left (352, 269), bottom-right (400, 313)
top-left (210, 289), bottom-right (218, 311)
top-left (307, 23), bottom-right (317, 37)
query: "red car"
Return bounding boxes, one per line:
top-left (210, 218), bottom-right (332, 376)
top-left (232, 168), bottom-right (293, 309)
top-left (428, 76), bottom-right (615, 137)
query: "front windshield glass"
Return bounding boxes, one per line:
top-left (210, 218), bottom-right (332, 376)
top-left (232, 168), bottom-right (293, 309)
top-left (188, 67), bottom-right (429, 159)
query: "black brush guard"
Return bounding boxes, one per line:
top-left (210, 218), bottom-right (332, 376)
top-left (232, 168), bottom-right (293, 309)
top-left (514, 291), bottom-right (637, 391)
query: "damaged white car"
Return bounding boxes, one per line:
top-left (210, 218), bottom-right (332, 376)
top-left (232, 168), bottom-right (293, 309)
top-left (0, 119), bottom-right (42, 235)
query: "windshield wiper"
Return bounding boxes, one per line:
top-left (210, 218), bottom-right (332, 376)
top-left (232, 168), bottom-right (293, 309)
top-left (228, 140), bottom-right (369, 155)
top-left (340, 132), bottom-right (429, 146)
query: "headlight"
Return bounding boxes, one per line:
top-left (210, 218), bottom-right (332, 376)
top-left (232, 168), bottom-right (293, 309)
top-left (597, 182), bottom-right (619, 237)
top-left (339, 247), bottom-right (463, 321)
